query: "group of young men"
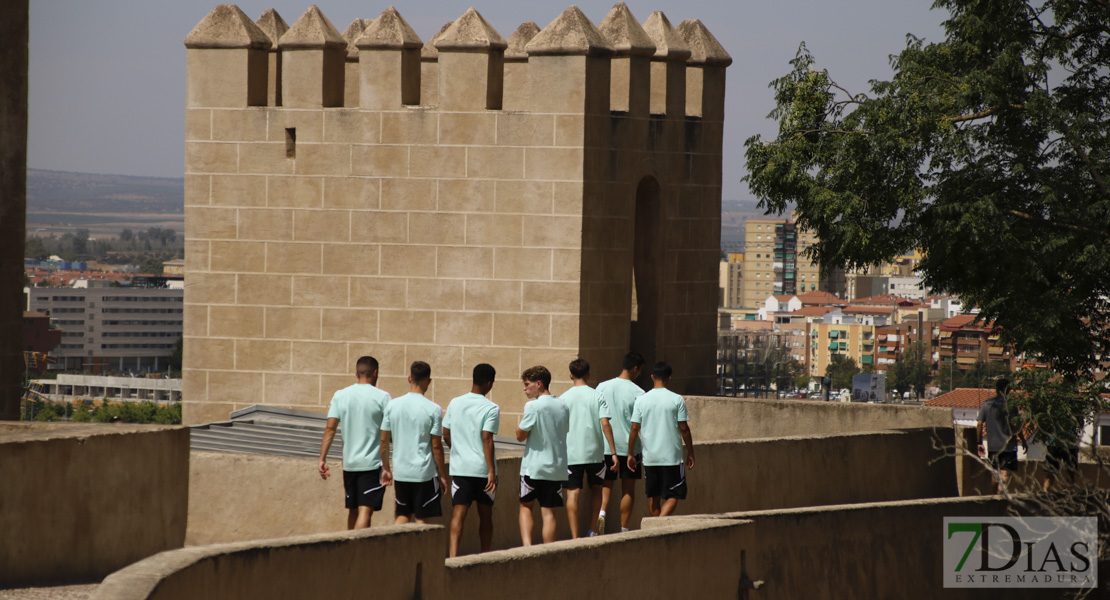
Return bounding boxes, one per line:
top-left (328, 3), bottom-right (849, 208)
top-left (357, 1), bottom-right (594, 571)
top-left (317, 352), bottom-right (695, 555)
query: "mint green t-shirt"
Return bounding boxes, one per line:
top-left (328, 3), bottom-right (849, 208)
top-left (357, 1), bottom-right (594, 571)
top-left (381, 392), bottom-right (443, 483)
top-left (326, 383), bottom-right (391, 471)
top-left (518, 394), bottom-right (569, 481)
top-left (442, 392), bottom-right (500, 478)
top-left (630, 388), bottom-right (689, 467)
top-left (596, 377), bottom-right (644, 456)
top-left (561, 385), bottom-right (612, 465)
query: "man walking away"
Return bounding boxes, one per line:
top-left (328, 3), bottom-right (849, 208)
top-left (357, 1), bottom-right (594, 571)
top-left (318, 356), bottom-right (391, 529)
top-left (561, 358), bottom-right (617, 538)
top-left (516, 366), bottom-right (569, 545)
top-left (443, 363), bottom-right (499, 556)
top-left (628, 361), bottom-right (695, 518)
top-left (381, 361), bottom-right (448, 524)
top-left (596, 352), bottom-right (646, 532)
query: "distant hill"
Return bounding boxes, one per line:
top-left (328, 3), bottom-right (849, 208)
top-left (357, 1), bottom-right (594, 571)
top-left (27, 169), bottom-right (184, 214)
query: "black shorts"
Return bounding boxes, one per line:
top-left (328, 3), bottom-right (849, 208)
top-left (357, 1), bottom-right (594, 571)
top-left (343, 468), bottom-right (385, 510)
top-left (566, 463), bottom-right (606, 489)
top-left (644, 464), bottom-right (687, 500)
top-left (519, 475), bottom-right (564, 508)
top-left (394, 478), bottom-right (443, 519)
top-left (987, 449), bottom-right (1019, 472)
top-left (604, 454), bottom-right (642, 480)
top-left (1046, 445), bottom-right (1079, 474)
top-left (451, 475), bottom-right (495, 506)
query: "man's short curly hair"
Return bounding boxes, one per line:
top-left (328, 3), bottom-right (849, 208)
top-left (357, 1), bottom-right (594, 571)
top-left (521, 365), bottom-right (551, 389)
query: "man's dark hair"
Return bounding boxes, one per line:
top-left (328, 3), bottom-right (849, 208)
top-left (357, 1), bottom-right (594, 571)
top-left (473, 363), bottom-right (496, 386)
top-left (652, 361), bottom-right (672, 380)
top-left (995, 377), bottom-right (1010, 395)
top-left (569, 358), bottom-right (590, 379)
top-left (622, 352), bottom-right (645, 372)
top-left (356, 356), bottom-right (379, 377)
top-left (410, 361), bottom-right (431, 383)
top-left (522, 365), bottom-right (552, 389)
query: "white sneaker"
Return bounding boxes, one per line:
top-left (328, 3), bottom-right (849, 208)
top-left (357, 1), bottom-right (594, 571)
top-left (597, 514), bottom-right (606, 534)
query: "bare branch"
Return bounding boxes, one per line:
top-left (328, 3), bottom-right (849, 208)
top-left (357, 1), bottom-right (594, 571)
top-left (1006, 209), bottom-right (1110, 238)
top-left (944, 104), bottom-right (1025, 123)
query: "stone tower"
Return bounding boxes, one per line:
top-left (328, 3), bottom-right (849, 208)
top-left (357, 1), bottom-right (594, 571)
top-left (182, 3), bottom-right (730, 429)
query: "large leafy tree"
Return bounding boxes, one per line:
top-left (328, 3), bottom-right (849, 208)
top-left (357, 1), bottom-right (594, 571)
top-left (826, 354), bottom-right (859, 390)
top-left (887, 341), bottom-right (933, 397)
top-left (745, 0), bottom-right (1110, 376)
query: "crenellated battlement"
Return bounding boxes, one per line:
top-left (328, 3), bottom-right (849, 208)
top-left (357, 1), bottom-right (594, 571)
top-left (181, 3), bottom-right (730, 425)
top-left (185, 4), bottom-right (729, 118)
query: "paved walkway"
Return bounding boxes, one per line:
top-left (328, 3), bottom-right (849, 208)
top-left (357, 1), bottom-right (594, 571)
top-left (0, 585), bottom-right (99, 599)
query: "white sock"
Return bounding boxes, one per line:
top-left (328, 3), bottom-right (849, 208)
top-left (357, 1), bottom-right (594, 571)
top-left (621, 527), bottom-right (629, 532)
top-left (599, 510), bottom-right (606, 517)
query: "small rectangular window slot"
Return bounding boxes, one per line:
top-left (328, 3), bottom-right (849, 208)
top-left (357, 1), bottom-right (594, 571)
top-left (285, 128), bottom-right (296, 159)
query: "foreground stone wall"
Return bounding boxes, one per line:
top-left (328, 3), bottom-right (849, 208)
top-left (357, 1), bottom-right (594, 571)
top-left (0, 423), bottom-right (189, 587)
top-left (187, 428), bottom-right (957, 554)
top-left (654, 497), bottom-right (1062, 600)
top-left (96, 497), bottom-right (1070, 599)
top-left (182, 4), bottom-right (729, 425)
top-left (94, 525), bottom-right (445, 600)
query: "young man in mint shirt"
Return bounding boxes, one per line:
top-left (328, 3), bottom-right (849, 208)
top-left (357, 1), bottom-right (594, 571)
top-left (596, 351), bottom-right (646, 531)
top-left (515, 365), bottom-right (569, 546)
top-left (627, 361), bottom-right (695, 518)
top-left (442, 363), bottom-right (499, 557)
top-left (318, 356), bottom-right (391, 530)
top-left (380, 361), bottom-right (448, 524)
top-left (561, 358), bottom-right (617, 538)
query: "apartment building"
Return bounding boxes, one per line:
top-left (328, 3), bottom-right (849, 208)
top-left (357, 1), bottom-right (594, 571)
top-left (26, 285), bottom-right (184, 373)
top-left (741, 218), bottom-right (822, 309)
top-left (719, 258), bottom-right (743, 309)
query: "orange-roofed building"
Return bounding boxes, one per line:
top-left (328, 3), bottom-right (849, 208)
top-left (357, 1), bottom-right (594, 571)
top-left (937, 315), bottom-right (1014, 373)
top-left (797, 291), bottom-right (840, 306)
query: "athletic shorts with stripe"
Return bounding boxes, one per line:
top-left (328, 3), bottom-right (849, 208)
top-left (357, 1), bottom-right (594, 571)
top-left (451, 475), bottom-right (495, 506)
top-left (394, 478), bottom-right (444, 519)
top-left (519, 475), bottom-right (565, 508)
top-left (603, 454), bottom-right (642, 480)
top-left (343, 468), bottom-right (386, 510)
top-left (644, 464), bottom-right (687, 500)
top-left (566, 462), bottom-right (606, 489)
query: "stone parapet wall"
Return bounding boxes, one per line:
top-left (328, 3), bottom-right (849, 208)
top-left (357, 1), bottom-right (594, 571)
top-left (684, 395), bottom-right (953, 441)
top-left (96, 497), bottom-right (1065, 600)
top-left (182, 4), bottom-right (730, 425)
top-left (0, 423), bottom-right (189, 588)
top-left (187, 427), bottom-right (957, 555)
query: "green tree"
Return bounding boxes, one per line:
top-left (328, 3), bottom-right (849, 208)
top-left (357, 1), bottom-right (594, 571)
top-left (745, 0), bottom-right (1110, 377)
top-left (887, 341), bottom-right (932, 398)
top-left (25, 236), bottom-right (47, 259)
top-left (139, 256), bottom-right (163, 275)
top-left (825, 354), bottom-right (859, 390)
top-left (168, 336), bottom-right (183, 373)
top-left (119, 228), bottom-right (134, 243)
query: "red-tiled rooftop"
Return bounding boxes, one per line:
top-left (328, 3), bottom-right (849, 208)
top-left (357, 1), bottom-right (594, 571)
top-left (923, 388), bottom-right (995, 408)
top-left (788, 306), bottom-right (839, 317)
top-left (771, 294), bottom-right (797, 302)
top-left (940, 314), bottom-right (995, 331)
top-left (843, 305), bottom-right (895, 314)
top-left (854, 293), bottom-right (908, 305)
top-left (797, 291), bottom-right (840, 305)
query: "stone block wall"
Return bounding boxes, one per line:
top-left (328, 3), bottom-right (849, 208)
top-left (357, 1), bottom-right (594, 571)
top-left (183, 4), bottom-right (729, 425)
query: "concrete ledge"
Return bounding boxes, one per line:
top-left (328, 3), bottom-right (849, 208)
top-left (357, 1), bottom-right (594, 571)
top-left (648, 496), bottom-right (1063, 599)
top-left (445, 518), bottom-right (750, 598)
top-left (187, 427), bottom-right (958, 554)
top-left (684, 395), bottom-right (952, 441)
top-left (93, 525), bottom-right (446, 600)
top-left (0, 424), bottom-right (189, 588)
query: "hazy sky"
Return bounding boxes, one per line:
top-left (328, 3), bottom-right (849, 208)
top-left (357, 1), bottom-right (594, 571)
top-left (27, 0), bottom-right (946, 202)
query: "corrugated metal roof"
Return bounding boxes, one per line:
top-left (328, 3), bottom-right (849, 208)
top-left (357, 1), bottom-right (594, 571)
top-left (190, 404), bottom-right (524, 458)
